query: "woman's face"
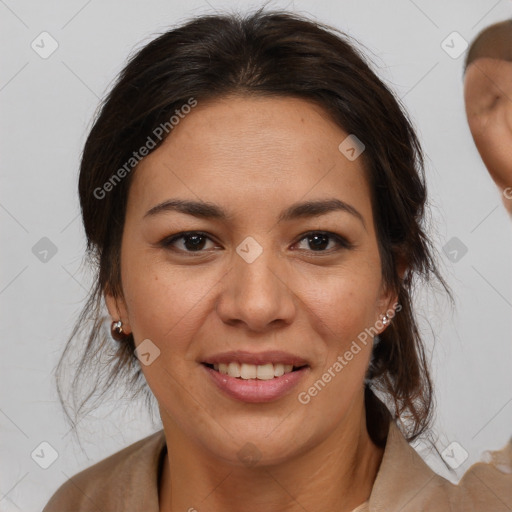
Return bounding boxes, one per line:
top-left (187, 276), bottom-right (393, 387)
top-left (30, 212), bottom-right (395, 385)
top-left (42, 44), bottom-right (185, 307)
top-left (106, 95), bottom-right (396, 464)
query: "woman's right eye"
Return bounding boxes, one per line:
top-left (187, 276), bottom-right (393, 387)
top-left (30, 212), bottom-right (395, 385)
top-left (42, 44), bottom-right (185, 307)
top-left (160, 231), bottom-right (217, 253)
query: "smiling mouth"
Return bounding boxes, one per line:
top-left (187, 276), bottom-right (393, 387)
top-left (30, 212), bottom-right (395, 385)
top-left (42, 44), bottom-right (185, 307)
top-left (202, 362), bottom-right (308, 380)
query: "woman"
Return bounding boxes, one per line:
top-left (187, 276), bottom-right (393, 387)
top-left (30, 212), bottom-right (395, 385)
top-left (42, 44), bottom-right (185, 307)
top-left (43, 9), bottom-right (512, 512)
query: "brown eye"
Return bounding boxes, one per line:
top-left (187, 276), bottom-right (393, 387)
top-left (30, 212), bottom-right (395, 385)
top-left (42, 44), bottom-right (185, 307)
top-left (160, 231), bottom-right (216, 252)
top-left (294, 231), bottom-right (353, 252)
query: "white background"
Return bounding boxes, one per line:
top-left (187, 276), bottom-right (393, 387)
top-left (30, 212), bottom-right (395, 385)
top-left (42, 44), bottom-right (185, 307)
top-left (1, 1), bottom-right (511, 510)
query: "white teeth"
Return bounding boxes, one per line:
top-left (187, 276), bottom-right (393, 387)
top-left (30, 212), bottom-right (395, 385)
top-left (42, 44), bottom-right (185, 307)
top-left (274, 363), bottom-right (285, 377)
top-left (228, 362), bottom-right (241, 377)
top-left (240, 363), bottom-right (257, 379)
top-left (213, 362), bottom-right (299, 379)
top-left (256, 363), bottom-right (274, 380)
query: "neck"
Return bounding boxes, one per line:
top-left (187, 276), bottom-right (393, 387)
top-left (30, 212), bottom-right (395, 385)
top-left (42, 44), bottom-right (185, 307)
top-left (158, 396), bottom-right (384, 512)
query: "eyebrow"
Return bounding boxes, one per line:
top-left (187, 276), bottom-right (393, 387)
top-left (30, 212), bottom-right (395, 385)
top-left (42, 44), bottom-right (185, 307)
top-left (143, 198), bottom-right (366, 229)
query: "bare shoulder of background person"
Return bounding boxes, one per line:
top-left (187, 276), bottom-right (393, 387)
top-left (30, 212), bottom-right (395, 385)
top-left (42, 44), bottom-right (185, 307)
top-left (456, 438), bottom-right (512, 509)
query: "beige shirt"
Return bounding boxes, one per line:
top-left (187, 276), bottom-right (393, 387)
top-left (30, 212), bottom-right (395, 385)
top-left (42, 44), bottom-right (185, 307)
top-left (42, 420), bottom-right (512, 512)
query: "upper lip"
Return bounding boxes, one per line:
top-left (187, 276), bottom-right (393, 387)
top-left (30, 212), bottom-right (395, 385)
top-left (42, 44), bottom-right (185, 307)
top-left (201, 350), bottom-right (309, 367)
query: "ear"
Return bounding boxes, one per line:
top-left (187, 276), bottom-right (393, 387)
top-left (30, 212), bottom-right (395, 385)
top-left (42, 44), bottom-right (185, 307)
top-left (376, 260), bottom-right (406, 332)
top-left (376, 287), bottom-right (399, 323)
top-left (104, 289), bottom-right (132, 335)
top-left (397, 258), bottom-right (407, 283)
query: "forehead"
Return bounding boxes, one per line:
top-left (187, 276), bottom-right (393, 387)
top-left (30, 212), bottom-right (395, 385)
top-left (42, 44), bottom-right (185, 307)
top-left (129, 95), bottom-right (372, 223)
top-left (465, 57), bottom-right (512, 86)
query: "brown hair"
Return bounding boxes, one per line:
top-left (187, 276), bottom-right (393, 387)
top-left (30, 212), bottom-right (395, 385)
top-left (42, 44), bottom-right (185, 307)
top-left (464, 19), bottom-right (512, 72)
top-left (56, 8), bottom-right (450, 446)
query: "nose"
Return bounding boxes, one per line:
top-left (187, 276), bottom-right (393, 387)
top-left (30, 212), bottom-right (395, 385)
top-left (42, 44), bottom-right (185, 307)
top-left (215, 242), bottom-right (296, 333)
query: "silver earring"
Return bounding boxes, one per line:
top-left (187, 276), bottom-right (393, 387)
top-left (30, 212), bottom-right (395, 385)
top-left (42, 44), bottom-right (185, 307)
top-left (382, 315), bottom-right (389, 326)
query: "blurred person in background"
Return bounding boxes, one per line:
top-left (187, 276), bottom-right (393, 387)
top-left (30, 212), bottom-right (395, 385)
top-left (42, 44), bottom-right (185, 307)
top-left (461, 15), bottom-right (512, 486)
top-left (464, 19), bottom-right (512, 216)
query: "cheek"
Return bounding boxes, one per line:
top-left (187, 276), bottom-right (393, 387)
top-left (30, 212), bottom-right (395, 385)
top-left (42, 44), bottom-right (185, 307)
top-left (300, 267), bottom-right (382, 344)
top-left (121, 252), bottom-right (214, 346)
top-left (295, 274), bottom-right (379, 411)
top-left (302, 266), bottom-right (383, 380)
top-left (120, 256), bottom-right (215, 411)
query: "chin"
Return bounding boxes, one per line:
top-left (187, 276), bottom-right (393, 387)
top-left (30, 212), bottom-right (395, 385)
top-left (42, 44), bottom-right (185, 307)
top-left (198, 419), bottom-right (319, 468)
top-left (212, 439), bottom-right (302, 468)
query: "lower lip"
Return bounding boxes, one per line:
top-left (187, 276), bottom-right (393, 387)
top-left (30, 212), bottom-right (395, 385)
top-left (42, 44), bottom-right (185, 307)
top-left (202, 364), bottom-right (309, 403)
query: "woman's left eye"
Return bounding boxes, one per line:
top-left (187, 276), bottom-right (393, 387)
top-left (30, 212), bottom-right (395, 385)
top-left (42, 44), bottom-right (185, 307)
top-left (294, 231), bottom-right (352, 252)
top-left (159, 231), bottom-right (352, 254)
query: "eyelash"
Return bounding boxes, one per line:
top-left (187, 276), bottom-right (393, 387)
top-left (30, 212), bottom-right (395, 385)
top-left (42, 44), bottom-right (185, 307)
top-left (159, 230), bottom-right (354, 255)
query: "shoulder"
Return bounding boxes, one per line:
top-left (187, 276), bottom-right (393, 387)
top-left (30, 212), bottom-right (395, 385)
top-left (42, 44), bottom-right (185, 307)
top-left (42, 429), bottom-right (166, 512)
top-left (369, 421), bottom-right (512, 511)
top-left (455, 440), bottom-right (512, 511)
